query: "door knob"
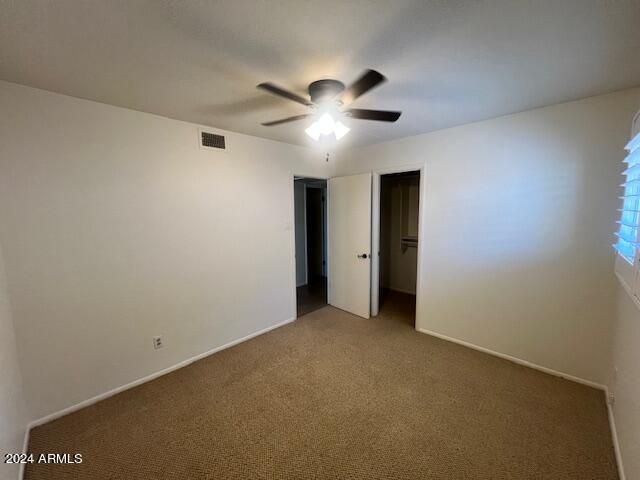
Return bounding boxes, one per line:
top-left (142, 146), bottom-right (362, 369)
top-left (357, 253), bottom-right (368, 259)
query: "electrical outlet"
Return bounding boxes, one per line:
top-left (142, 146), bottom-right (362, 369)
top-left (153, 336), bottom-right (163, 350)
top-left (608, 391), bottom-right (616, 406)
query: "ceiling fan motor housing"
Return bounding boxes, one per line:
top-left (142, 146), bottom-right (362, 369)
top-left (258, 70), bottom-right (401, 126)
top-left (308, 79), bottom-right (345, 104)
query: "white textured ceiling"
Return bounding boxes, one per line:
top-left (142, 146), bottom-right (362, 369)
top-left (1, 0), bottom-right (640, 148)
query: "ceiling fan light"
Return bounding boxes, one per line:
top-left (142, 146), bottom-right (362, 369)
top-left (316, 113), bottom-right (336, 136)
top-left (305, 114), bottom-right (349, 142)
top-left (333, 121), bottom-right (350, 140)
top-left (305, 122), bottom-right (321, 141)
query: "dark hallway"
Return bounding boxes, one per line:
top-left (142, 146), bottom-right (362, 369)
top-left (294, 178), bottom-right (327, 317)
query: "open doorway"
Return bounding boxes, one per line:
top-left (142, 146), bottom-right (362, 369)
top-left (294, 177), bottom-right (328, 317)
top-left (378, 171), bottom-right (420, 325)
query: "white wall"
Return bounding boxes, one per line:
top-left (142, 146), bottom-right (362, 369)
top-left (608, 110), bottom-right (640, 480)
top-left (0, 243), bottom-right (28, 480)
top-left (335, 87), bottom-right (640, 385)
top-left (294, 181), bottom-right (307, 287)
top-left (2, 77), bottom-right (639, 458)
top-left (0, 81), bottom-right (328, 420)
top-left (611, 286), bottom-right (640, 479)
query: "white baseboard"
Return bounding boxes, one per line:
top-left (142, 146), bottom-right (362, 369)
top-left (416, 327), bottom-right (606, 390)
top-left (21, 318), bottom-right (621, 480)
top-left (415, 328), bottom-right (627, 474)
top-left (26, 317), bottom-right (296, 432)
top-left (606, 388), bottom-right (626, 480)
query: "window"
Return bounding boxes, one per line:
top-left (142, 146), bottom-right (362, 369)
top-left (615, 132), bottom-right (640, 264)
top-left (615, 115), bottom-right (640, 295)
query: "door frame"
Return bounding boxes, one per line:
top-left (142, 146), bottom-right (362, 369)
top-left (371, 163), bottom-right (426, 329)
top-left (290, 173), bottom-right (330, 319)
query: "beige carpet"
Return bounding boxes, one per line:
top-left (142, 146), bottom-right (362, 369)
top-left (26, 293), bottom-right (617, 479)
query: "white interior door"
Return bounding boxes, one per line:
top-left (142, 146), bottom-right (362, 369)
top-left (328, 173), bottom-right (372, 318)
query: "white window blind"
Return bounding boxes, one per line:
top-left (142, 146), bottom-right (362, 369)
top-left (615, 132), bottom-right (640, 264)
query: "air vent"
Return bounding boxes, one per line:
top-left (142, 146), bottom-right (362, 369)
top-left (199, 130), bottom-right (226, 150)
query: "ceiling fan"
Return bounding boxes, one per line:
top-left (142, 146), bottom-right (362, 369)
top-left (257, 69), bottom-right (401, 141)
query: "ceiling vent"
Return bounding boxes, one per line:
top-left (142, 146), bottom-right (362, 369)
top-left (199, 129), bottom-right (226, 151)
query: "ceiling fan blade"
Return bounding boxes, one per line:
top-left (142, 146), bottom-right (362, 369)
top-left (344, 109), bottom-right (401, 122)
top-left (257, 82), bottom-right (313, 106)
top-left (341, 70), bottom-right (386, 105)
top-left (261, 114), bottom-right (312, 126)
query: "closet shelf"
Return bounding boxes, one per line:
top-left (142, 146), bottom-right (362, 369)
top-left (401, 236), bottom-right (418, 252)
